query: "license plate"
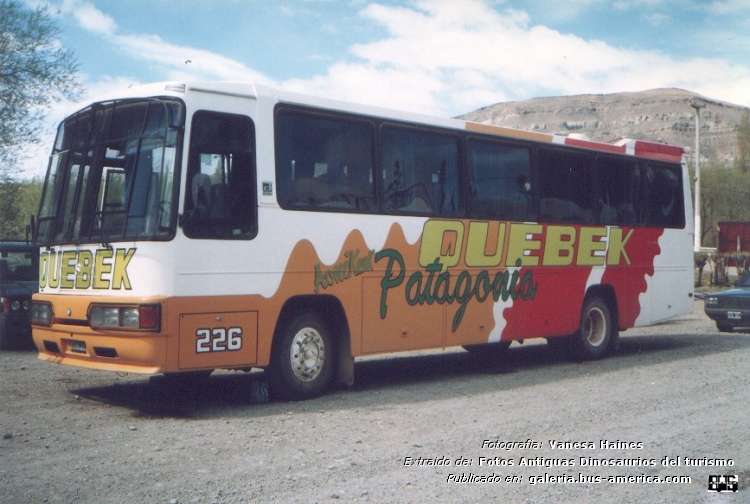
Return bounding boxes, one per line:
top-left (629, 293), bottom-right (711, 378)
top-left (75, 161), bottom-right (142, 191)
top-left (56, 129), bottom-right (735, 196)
top-left (727, 311), bottom-right (742, 320)
top-left (70, 340), bottom-right (87, 353)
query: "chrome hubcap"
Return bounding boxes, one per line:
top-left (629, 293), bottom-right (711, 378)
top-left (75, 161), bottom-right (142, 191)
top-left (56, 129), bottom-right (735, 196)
top-left (290, 327), bottom-right (325, 382)
top-left (583, 307), bottom-right (607, 347)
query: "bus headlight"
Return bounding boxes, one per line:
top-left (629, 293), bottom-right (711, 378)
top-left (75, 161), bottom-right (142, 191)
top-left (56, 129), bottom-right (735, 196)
top-left (90, 306), bottom-right (119, 327)
top-left (88, 304), bottom-right (160, 331)
top-left (120, 307), bottom-right (140, 328)
top-left (31, 301), bottom-right (54, 326)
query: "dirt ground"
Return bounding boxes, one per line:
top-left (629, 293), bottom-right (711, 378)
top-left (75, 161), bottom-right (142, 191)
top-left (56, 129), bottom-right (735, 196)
top-left (1, 299), bottom-right (748, 504)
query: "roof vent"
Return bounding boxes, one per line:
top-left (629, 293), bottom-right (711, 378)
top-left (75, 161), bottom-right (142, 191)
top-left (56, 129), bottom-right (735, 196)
top-left (164, 83), bottom-right (186, 93)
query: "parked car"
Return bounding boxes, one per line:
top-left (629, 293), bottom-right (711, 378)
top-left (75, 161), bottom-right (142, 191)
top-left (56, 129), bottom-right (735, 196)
top-left (0, 242), bottom-right (38, 350)
top-left (704, 273), bottom-right (750, 332)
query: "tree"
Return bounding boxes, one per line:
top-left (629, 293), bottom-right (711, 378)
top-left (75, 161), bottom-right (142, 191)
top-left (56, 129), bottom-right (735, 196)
top-left (0, 177), bottom-right (43, 239)
top-left (698, 160), bottom-right (750, 247)
top-left (0, 1), bottom-right (82, 239)
top-left (736, 108), bottom-right (750, 172)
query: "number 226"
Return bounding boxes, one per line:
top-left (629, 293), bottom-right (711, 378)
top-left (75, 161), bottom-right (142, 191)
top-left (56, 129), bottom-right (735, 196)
top-left (196, 327), bottom-right (242, 353)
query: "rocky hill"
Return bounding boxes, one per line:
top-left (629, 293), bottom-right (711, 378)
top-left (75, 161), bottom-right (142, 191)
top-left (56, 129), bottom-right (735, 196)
top-left (459, 88), bottom-right (746, 165)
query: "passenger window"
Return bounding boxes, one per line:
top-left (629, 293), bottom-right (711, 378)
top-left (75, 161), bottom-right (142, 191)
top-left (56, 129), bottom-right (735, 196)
top-left (183, 111), bottom-right (256, 239)
top-left (467, 139), bottom-right (532, 221)
top-left (644, 163), bottom-right (684, 228)
top-left (538, 148), bottom-right (594, 224)
top-left (380, 126), bottom-right (460, 215)
top-left (275, 110), bottom-right (375, 211)
top-left (596, 156), bottom-right (643, 226)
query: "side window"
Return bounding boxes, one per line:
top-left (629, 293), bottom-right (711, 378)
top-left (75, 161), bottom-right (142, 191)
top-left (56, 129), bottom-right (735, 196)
top-left (381, 126), bottom-right (460, 215)
top-left (275, 110), bottom-right (375, 211)
top-left (596, 156), bottom-right (642, 226)
top-left (467, 139), bottom-right (532, 221)
top-left (538, 148), bottom-right (594, 224)
top-left (644, 162), bottom-right (684, 228)
top-left (183, 111), bottom-right (256, 239)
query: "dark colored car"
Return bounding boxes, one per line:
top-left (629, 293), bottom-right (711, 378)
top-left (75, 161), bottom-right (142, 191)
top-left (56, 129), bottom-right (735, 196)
top-left (704, 274), bottom-right (750, 332)
top-left (0, 242), bottom-right (38, 350)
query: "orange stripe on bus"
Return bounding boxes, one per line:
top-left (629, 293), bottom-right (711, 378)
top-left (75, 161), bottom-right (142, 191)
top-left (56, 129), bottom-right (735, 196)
top-left (464, 121), bottom-right (554, 143)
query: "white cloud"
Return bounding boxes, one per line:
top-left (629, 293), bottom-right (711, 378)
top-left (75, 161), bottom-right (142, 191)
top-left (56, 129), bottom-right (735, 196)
top-left (65, 0), bottom-right (117, 35)
top-left (46, 0), bottom-right (750, 115)
top-left (26, 0), bottom-right (750, 172)
top-left (708, 0), bottom-right (750, 14)
top-left (55, 0), bottom-right (274, 84)
top-left (281, 0), bottom-right (750, 114)
top-left (643, 12), bottom-right (672, 25)
top-left (113, 33), bottom-right (273, 83)
top-left (613, 0), bottom-right (675, 9)
top-left (530, 0), bottom-right (606, 21)
top-left (283, 61), bottom-right (451, 114)
top-left (17, 0), bottom-right (750, 180)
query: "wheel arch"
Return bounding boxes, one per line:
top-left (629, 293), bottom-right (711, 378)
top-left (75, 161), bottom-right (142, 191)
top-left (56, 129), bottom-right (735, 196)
top-left (273, 294), bottom-right (354, 387)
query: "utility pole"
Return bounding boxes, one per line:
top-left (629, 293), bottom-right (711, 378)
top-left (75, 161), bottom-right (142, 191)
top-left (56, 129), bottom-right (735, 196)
top-left (691, 101), bottom-right (705, 251)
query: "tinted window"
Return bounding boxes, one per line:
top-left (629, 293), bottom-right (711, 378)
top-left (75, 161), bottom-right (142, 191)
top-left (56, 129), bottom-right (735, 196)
top-left (467, 139), bottom-right (532, 221)
top-left (644, 162), bottom-right (684, 228)
top-left (0, 248), bottom-right (38, 283)
top-left (183, 111), bottom-right (256, 239)
top-left (381, 126), bottom-right (460, 215)
top-left (596, 156), bottom-right (643, 226)
top-left (538, 148), bottom-right (594, 223)
top-left (37, 100), bottom-right (182, 245)
top-left (275, 110), bottom-right (375, 211)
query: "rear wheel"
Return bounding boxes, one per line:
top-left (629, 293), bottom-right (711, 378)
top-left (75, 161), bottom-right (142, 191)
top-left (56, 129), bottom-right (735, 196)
top-left (269, 311), bottom-right (335, 401)
top-left (572, 297), bottom-right (613, 360)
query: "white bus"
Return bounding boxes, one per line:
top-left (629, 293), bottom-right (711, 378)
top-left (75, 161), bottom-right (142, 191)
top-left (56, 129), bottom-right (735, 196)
top-left (32, 82), bottom-right (694, 400)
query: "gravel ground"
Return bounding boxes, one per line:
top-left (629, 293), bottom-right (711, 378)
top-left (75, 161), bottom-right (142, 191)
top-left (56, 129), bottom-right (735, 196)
top-left (1, 299), bottom-right (748, 504)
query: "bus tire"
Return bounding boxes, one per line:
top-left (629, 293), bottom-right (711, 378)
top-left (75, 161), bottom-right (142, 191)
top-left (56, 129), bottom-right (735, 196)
top-left (269, 311), bottom-right (335, 401)
top-left (572, 297), bottom-right (613, 360)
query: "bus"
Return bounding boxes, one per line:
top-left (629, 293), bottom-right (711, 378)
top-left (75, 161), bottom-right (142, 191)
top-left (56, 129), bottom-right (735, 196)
top-left (31, 82), bottom-right (694, 400)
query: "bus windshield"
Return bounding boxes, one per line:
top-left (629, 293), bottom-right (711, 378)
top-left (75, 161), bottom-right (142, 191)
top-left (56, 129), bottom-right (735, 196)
top-left (36, 99), bottom-right (184, 246)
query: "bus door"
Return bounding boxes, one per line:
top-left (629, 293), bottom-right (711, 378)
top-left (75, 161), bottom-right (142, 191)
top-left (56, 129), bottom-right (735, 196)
top-left (175, 107), bottom-right (260, 371)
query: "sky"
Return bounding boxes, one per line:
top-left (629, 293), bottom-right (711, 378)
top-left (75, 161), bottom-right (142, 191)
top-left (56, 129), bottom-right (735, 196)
top-left (19, 0), bottom-right (750, 177)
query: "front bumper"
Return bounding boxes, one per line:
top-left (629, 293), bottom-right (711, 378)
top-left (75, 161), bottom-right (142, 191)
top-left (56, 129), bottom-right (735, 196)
top-left (33, 325), bottom-right (166, 373)
top-left (704, 307), bottom-right (750, 327)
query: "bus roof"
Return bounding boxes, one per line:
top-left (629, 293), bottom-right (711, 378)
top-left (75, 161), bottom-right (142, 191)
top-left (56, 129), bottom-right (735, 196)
top-left (465, 120), bottom-right (684, 163)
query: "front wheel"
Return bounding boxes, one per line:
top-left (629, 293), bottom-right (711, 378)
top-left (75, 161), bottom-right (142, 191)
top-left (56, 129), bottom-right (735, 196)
top-left (572, 297), bottom-right (613, 360)
top-left (269, 311), bottom-right (335, 401)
